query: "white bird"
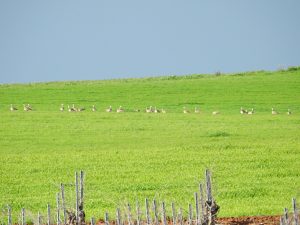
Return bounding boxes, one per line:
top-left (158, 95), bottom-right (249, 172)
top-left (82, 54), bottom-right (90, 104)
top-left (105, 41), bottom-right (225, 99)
top-left (272, 108), bottom-right (278, 115)
top-left (68, 105), bottom-right (76, 112)
top-left (106, 106), bottom-right (112, 112)
top-left (91, 105), bottom-right (97, 112)
top-left (195, 107), bottom-right (200, 113)
top-left (183, 107), bottom-right (190, 113)
top-left (23, 104), bottom-right (32, 111)
top-left (247, 108), bottom-right (254, 115)
top-left (154, 107), bottom-right (160, 113)
top-left (212, 111), bottom-right (219, 115)
top-left (240, 107), bottom-right (248, 114)
top-left (60, 104), bottom-right (64, 112)
top-left (287, 109), bottom-right (292, 115)
top-left (116, 106), bottom-right (124, 113)
top-left (146, 106), bottom-right (153, 113)
top-left (10, 104), bottom-right (18, 111)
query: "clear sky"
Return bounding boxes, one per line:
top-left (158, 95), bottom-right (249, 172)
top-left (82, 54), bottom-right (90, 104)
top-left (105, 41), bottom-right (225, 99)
top-left (0, 1), bottom-right (299, 84)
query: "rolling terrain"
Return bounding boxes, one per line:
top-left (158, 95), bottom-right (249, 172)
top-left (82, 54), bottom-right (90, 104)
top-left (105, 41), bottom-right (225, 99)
top-left (0, 68), bottom-right (300, 221)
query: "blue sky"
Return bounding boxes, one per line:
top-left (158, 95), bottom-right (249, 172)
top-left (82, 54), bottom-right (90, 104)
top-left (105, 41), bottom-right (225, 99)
top-left (0, 1), bottom-right (299, 83)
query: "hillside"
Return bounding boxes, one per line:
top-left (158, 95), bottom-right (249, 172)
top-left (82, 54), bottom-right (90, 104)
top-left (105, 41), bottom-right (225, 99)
top-left (0, 68), bottom-right (300, 221)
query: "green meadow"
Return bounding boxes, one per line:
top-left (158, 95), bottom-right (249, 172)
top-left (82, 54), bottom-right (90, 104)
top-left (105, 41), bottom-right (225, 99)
top-left (0, 68), bottom-right (300, 221)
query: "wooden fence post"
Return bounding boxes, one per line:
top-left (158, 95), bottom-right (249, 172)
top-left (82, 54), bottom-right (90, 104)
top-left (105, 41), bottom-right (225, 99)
top-left (178, 208), bottom-right (183, 225)
top-left (136, 201), bottom-right (141, 225)
top-left (162, 202), bottom-right (167, 225)
top-left (195, 193), bottom-right (199, 225)
top-left (205, 170), bottom-right (212, 203)
top-left (127, 203), bottom-right (132, 225)
top-left (75, 172), bottom-right (79, 225)
top-left (105, 212), bottom-right (109, 225)
top-left (172, 202), bottom-right (176, 225)
top-left (91, 217), bottom-right (95, 225)
top-left (116, 208), bottom-right (121, 225)
top-left (47, 204), bottom-right (51, 225)
top-left (7, 205), bottom-right (12, 225)
top-left (284, 208), bottom-right (289, 225)
top-left (37, 211), bottom-right (41, 225)
top-left (145, 198), bottom-right (150, 225)
top-left (61, 183), bottom-right (67, 225)
top-left (199, 183), bottom-right (205, 224)
top-left (293, 198), bottom-right (299, 225)
top-left (188, 204), bottom-right (193, 225)
top-left (57, 193), bottom-right (61, 225)
top-left (153, 200), bottom-right (159, 225)
top-left (21, 208), bottom-right (25, 225)
top-left (80, 171), bottom-right (84, 207)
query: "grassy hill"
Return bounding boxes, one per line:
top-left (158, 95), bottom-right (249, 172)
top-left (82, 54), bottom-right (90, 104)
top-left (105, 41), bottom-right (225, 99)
top-left (0, 68), bottom-right (300, 221)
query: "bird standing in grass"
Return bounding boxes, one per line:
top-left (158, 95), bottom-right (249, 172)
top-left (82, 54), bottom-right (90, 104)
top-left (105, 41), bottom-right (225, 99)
top-left (68, 105), bottom-right (76, 112)
top-left (10, 104), bottom-right (18, 111)
top-left (146, 106), bottom-right (153, 113)
top-left (272, 108), bottom-right (278, 115)
top-left (154, 107), bottom-right (160, 113)
top-left (240, 107), bottom-right (247, 114)
top-left (183, 107), bottom-right (190, 113)
top-left (287, 109), bottom-right (291, 115)
top-left (106, 106), bottom-right (112, 112)
top-left (248, 108), bottom-right (254, 115)
top-left (60, 104), bottom-right (64, 112)
top-left (91, 105), bottom-right (96, 112)
top-left (195, 107), bottom-right (200, 113)
top-left (212, 111), bottom-right (219, 115)
top-left (117, 106), bottom-right (124, 113)
top-left (23, 104), bottom-right (32, 111)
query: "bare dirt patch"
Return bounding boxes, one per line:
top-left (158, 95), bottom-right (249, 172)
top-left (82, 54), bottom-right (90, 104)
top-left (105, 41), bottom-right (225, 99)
top-left (217, 215), bottom-right (280, 225)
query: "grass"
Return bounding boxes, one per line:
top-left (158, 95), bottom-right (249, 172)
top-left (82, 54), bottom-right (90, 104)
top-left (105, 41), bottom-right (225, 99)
top-left (0, 68), bottom-right (300, 222)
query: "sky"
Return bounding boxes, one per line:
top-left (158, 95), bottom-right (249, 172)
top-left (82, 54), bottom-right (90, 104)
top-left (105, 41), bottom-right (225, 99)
top-left (0, 1), bottom-right (299, 84)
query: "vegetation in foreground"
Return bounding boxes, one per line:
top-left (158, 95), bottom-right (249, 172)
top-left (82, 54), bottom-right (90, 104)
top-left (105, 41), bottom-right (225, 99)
top-left (0, 68), bottom-right (300, 220)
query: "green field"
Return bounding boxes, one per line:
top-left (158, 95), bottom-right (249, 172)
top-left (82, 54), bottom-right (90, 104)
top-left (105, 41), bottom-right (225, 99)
top-left (0, 68), bottom-right (300, 221)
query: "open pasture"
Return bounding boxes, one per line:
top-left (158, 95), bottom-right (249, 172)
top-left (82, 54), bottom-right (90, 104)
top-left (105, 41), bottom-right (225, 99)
top-left (0, 69), bottom-right (300, 220)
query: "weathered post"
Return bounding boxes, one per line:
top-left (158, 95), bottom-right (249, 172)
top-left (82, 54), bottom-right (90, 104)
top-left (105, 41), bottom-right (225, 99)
top-left (280, 216), bottom-right (285, 225)
top-left (7, 205), bottom-right (12, 225)
top-left (205, 170), bottom-right (219, 225)
top-left (178, 208), bottom-right (183, 225)
top-left (37, 211), bottom-right (41, 225)
top-left (104, 212), bottom-right (109, 225)
top-left (116, 208), bottom-right (121, 225)
top-left (145, 198), bottom-right (150, 225)
top-left (80, 171), bottom-right (84, 207)
top-left (205, 170), bottom-right (212, 203)
top-left (199, 183), bottom-right (205, 224)
top-left (284, 208), bottom-right (289, 225)
top-left (57, 193), bottom-right (61, 225)
top-left (162, 202), bottom-right (167, 225)
top-left (61, 183), bottom-right (67, 225)
top-left (172, 202), bottom-right (176, 225)
top-left (75, 172), bottom-right (79, 225)
top-left (153, 200), bottom-right (159, 225)
top-left (127, 203), bottom-right (132, 225)
top-left (91, 217), bottom-right (95, 225)
top-left (195, 193), bottom-right (199, 225)
top-left (136, 201), bottom-right (141, 225)
top-left (21, 208), bottom-right (25, 225)
top-left (188, 204), bottom-right (193, 225)
top-left (293, 198), bottom-right (299, 225)
top-left (47, 203), bottom-right (51, 225)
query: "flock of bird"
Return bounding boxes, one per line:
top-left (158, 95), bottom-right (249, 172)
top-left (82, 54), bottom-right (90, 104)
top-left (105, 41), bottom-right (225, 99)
top-left (8, 104), bottom-right (293, 115)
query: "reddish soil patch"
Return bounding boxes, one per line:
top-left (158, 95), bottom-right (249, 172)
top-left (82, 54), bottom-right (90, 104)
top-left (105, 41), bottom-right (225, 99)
top-left (217, 215), bottom-right (281, 225)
